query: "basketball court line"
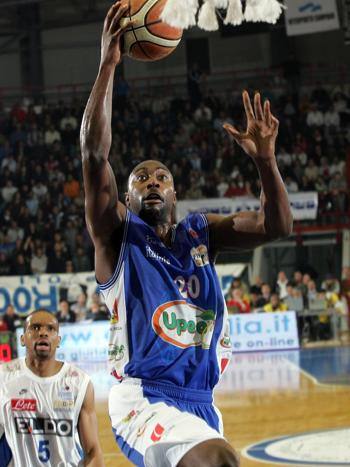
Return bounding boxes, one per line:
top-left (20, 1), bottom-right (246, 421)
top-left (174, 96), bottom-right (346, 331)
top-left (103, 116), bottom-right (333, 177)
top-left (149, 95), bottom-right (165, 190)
top-left (283, 351), bottom-right (350, 389)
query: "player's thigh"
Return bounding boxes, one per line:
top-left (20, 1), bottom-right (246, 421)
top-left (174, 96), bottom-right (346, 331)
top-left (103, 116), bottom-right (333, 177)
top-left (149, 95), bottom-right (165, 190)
top-left (177, 438), bottom-right (240, 467)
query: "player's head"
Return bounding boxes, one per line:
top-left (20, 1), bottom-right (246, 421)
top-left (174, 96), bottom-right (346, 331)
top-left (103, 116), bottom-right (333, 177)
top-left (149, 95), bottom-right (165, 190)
top-left (125, 160), bottom-right (176, 225)
top-left (21, 309), bottom-right (61, 361)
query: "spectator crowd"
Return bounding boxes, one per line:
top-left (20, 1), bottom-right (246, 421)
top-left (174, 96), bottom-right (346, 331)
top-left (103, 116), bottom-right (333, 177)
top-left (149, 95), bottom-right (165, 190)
top-left (0, 77), bottom-right (349, 278)
top-left (225, 267), bottom-right (350, 342)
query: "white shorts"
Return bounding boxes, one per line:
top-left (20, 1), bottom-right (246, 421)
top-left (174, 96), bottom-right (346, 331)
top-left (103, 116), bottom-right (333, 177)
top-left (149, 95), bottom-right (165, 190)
top-left (109, 378), bottom-right (224, 467)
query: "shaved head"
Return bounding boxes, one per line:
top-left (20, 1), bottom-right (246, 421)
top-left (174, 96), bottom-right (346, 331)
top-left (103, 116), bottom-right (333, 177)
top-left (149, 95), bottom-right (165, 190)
top-left (128, 160), bottom-right (173, 190)
top-left (24, 309), bottom-right (59, 332)
top-left (126, 159), bottom-right (176, 225)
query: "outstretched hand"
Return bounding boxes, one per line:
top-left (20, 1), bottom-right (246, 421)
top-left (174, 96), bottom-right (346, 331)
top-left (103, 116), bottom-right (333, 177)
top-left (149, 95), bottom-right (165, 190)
top-left (101, 1), bottom-right (132, 67)
top-left (223, 91), bottom-right (279, 162)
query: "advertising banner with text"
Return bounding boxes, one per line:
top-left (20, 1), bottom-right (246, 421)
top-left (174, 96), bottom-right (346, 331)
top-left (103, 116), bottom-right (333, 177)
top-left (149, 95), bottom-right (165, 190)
top-left (16, 311), bottom-right (299, 363)
top-left (285, 0), bottom-right (339, 36)
top-left (176, 192), bottom-right (318, 222)
top-left (1, 264), bottom-right (246, 316)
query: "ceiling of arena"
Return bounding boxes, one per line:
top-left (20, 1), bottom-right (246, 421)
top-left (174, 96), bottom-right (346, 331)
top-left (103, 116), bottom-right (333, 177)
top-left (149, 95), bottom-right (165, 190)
top-left (0, 0), bottom-right (114, 35)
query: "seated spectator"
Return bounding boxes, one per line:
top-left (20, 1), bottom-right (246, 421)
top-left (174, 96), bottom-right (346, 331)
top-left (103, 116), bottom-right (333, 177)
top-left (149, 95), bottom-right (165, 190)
top-left (276, 271), bottom-right (289, 299)
top-left (30, 247), bottom-right (48, 274)
top-left (284, 284), bottom-right (304, 312)
top-left (56, 299), bottom-right (76, 323)
top-left (255, 283), bottom-right (271, 309)
top-left (306, 104), bottom-right (324, 127)
top-left (86, 301), bottom-right (109, 321)
top-left (3, 304), bottom-right (22, 332)
top-left (0, 314), bottom-right (8, 332)
top-left (263, 293), bottom-right (288, 312)
top-left (71, 293), bottom-right (88, 322)
top-left (73, 247), bottom-right (91, 272)
top-left (285, 176), bottom-right (298, 193)
top-left (226, 288), bottom-right (251, 314)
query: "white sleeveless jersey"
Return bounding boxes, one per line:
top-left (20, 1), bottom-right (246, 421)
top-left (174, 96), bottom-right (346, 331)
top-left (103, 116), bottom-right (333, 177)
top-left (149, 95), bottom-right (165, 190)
top-left (0, 358), bottom-right (90, 467)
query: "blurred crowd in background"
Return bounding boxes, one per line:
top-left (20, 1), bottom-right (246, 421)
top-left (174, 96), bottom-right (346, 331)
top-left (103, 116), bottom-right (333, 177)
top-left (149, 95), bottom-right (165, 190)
top-left (0, 78), bottom-right (349, 278)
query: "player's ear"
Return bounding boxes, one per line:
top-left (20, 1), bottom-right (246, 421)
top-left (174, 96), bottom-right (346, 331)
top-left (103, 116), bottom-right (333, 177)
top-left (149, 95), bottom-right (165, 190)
top-left (125, 192), bottom-right (130, 207)
top-left (20, 335), bottom-right (25, 347)
top-left (57, 335), bottom-right (61, 348)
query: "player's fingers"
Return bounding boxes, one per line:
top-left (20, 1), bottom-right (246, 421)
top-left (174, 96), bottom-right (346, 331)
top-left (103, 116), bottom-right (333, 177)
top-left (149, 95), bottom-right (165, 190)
top-left (264, 100), bottom-right (272, 127)
top-left (223, 123), bottom-right (247, 142)
top-left (105, 1), bottom-right (121, 30)
top-left (254, 92), bottom-right (264, 121)
top-left (271, 115), bottom-right (279, 131)
top-left (111, 19), bottom-right (133, 39)
top-left (242, 90), bottom-right (255, 122)
top-left (109, 3), bottom-right (129, 33)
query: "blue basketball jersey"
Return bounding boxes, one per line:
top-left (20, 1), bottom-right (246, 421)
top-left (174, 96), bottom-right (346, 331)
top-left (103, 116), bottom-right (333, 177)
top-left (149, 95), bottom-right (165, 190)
top-left (99, 210), bottom-right (232, 390)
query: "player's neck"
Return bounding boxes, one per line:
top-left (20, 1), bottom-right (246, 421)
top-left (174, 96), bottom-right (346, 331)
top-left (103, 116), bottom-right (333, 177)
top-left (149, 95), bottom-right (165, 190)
top-left (25, 356), bottom-right (63, 378)
top-left (153, 223), bottom-right (174, 247)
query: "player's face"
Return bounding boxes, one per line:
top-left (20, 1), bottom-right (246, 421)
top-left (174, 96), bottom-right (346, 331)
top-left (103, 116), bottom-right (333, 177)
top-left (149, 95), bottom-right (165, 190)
top-left (21, 312), bottom-right (61, 360)
top-left (126, 160), bottom-right (176, 225)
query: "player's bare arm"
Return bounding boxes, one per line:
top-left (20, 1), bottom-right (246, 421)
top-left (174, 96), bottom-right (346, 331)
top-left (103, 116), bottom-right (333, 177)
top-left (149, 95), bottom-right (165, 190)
top-left (207, 91), bottom-right (293, 254)
top-left (80, 1), bottom-right (131, 283)
top-left (78, 382), bottom-right (105, 467)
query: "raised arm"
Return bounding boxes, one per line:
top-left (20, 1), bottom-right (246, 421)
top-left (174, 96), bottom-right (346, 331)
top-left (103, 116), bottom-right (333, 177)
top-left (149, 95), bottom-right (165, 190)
top-left (78, 382), bottom-right (105, 467)
top-left (208, 91), bottom-right (293, 254)
top-left (80, 2), bottom-right (130, 283)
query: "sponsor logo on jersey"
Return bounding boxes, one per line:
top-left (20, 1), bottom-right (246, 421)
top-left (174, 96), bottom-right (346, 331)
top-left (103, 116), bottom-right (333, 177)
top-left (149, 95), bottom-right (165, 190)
top-left (137, 413), bottom-right (156, 437)
top-left (111, 369), bottom-right (123, 381)
top-left (190, 244), bottom-right (209, 267)
top-left (150, 423), bottom-right (165, 442)
top-left (11, 399), bottom-right (37, 412)
top-left (108, 344), bottom-right (125, 361)
top-left (220, 336), bottom-right (232, 349)
top-left (146, 245), bottom-right (170, 265)
top-left (111, 299), bottom-right (119, 324)
top-left (146, 235), bottom-right (161, 246)
top-left (15, 417), bottom-right (73, 436)
top-left (53, 399), bottom-right (74, 410)
top-left (188, 228), bottom-right (199, 239)
top-left (122, 409), bottom-right (139, 423)
top-left (152, 300), bottom-right (216, 349)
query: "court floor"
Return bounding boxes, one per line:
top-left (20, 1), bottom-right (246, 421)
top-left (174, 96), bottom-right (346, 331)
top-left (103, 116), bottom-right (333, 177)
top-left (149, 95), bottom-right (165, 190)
top-left (91, 346), bottom-right (350, 466)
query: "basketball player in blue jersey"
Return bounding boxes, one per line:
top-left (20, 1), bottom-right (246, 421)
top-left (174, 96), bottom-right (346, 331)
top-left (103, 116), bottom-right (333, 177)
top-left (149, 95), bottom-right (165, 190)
top-left (80, 3), bottom-right (293, 466)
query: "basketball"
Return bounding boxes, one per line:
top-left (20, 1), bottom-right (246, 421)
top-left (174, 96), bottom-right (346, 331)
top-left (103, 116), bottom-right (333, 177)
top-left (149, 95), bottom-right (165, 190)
top-left (120, 0), bottom-right (183, 62)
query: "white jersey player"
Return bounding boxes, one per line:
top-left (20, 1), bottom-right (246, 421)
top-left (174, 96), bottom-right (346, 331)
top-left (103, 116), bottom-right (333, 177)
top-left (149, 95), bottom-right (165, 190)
top-left (0, 310), bottom-right (104, 467)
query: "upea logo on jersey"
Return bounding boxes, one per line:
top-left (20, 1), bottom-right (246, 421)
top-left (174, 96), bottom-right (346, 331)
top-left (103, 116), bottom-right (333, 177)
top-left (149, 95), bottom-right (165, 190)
top-left (243, 427), bottom-right (350, 466)
top-left (11, 399), bottom-right (37, 412)
top-left (15, 416), bottom-right (73, 437)
top-left (190, 244), bottom-right (209, 267)
top-left (152, 300), bottom-right (216, 349)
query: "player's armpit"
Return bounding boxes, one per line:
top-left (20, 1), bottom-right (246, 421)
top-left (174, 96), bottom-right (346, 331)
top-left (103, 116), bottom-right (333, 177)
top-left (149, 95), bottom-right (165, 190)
top-left (206, 211), bottom-right (275, 255)
top-left (78, 382), bottom-right (105, 467)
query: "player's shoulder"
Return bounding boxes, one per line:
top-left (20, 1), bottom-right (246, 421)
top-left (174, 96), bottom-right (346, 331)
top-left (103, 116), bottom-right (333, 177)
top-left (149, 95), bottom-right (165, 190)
top-left (63, 362), bottom-right (91, 382)
top-left (0, 358), bottom-right (24, 384)
top-left (178, 212), bottom-right (209, 241)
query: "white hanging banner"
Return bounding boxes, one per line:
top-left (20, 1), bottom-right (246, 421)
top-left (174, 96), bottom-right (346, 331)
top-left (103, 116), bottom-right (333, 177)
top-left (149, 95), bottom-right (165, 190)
top-left (176, 192), bottom-right (318, 222)
top-left (284, 0), bottom-right (340, 36)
